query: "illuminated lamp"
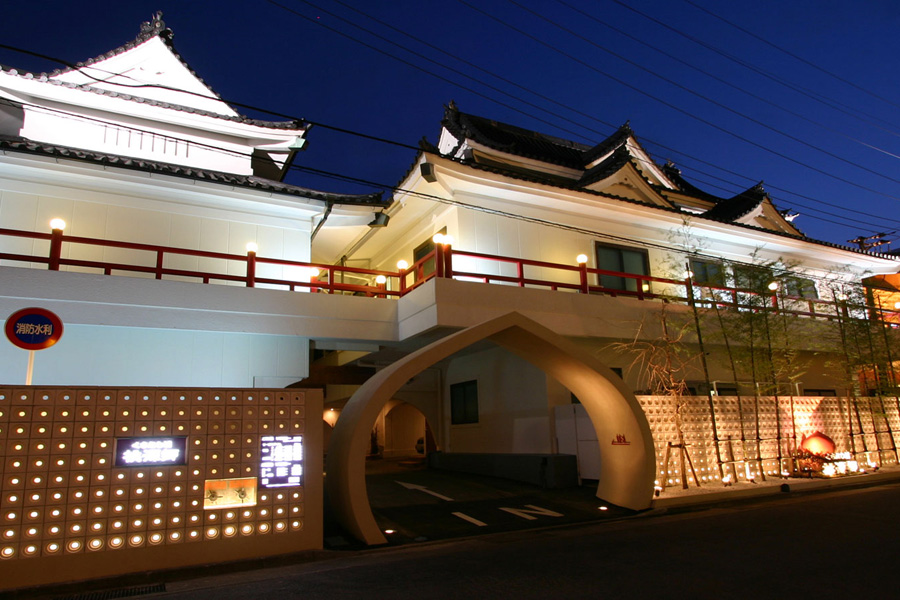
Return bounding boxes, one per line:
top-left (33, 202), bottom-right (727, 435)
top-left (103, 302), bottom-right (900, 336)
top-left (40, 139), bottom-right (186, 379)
top-left (397, 260), bottom-right (409, 271)
top-left (49, 218), bottom-right (66, 231)
top-left (576, 254), bottom-right (588, 264)
top-left (799, 431), bottom-right (836, 456)
top-left (375, 275), bottom-right (387, 285)
top-left (768, 281), bottom-right (779, 291)
top-left (246, 242), bottom-right (258, 254)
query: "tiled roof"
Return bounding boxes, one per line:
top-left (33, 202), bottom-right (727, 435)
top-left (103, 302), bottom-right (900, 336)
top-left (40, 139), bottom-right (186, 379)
top-left (578, 145), bottom-right (632, 187)
top-left (0, 12), bottom-right (305, 131)
top-left (415, 147), bottom-right (896, 261)
top-left (702, 183), bottom-right (766, 222)
top-left (442, 105), bottom-right (804, 232)
top-left (442, 103), bottom-right (588, 169)
top-left (0, 135), bottom-right (385, 206)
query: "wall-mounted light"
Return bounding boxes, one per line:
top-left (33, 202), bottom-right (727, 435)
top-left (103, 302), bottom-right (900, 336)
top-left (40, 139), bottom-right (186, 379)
top-left (49, 218), bottom-right (66, 231)
top-left (368, 212), bottom-right (390, 228)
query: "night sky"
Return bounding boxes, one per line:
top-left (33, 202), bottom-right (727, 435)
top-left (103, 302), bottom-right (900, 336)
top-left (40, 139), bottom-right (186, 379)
top-left (3, 1), bottom-right (900, 250)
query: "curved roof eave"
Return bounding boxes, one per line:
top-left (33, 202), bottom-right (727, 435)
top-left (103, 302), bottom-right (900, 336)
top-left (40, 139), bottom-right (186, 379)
top-left (412, 150), bottom-right (899, 264)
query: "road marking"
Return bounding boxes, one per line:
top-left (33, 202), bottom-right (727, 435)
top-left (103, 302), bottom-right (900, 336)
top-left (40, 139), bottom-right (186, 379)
top-left (395, 481), bottom-right (455, 501)
top-left (498, 504), bottom-right (564, 521)
top-left (452, 512), bottom-right (488, 526)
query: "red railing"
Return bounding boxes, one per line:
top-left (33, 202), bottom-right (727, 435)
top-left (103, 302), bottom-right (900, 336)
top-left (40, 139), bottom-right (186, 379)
top-left (1, 226), bottom-right (896, 323)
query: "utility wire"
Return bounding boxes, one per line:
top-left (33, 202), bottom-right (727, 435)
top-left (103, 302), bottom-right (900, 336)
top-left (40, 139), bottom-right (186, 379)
top-left (611, 0), bottom-right (900, 137)
top-left (682, 0), bottom-right (900, 114)
top-left (505, 0), bottom-right (900, 190)
top-left (265, 1), bottom-right (900, 231)
top-left (1, 95), bottom-right (892, 283)
top-left (2, 26), bottom-right (897, 233)
top-left (554, 0), bottom-right (900, 163)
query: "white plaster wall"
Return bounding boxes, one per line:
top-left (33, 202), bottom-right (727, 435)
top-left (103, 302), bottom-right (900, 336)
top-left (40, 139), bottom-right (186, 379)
top-left (0, 323), bottom-right (308, 387)
top-left (0, 163), bottom-right (315, 288)
top-left (445, 346), bottom-right (551, 454)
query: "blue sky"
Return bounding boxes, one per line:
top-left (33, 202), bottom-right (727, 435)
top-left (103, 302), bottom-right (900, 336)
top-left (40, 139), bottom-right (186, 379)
top-left (3, 1), bottom-right (900, 249)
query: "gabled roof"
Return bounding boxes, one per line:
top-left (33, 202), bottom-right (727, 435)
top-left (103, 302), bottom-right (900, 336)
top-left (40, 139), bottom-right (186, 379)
top-left (0, 135), bottom-right (384, 206)
top-left (702, 182), bottom-right (767, 222)
top-left (0, 12), bottom-right (304, 131)
top-left (442, 103), bottom-right (588, 169)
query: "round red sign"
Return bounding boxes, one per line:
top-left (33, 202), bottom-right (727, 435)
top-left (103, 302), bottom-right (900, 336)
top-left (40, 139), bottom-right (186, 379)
top-left (5, 307), bottom-right (64, 350)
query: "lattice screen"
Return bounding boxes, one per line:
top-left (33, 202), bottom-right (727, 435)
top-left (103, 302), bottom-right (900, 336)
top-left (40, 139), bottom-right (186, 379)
top-left (639, 394), bottom-right (900, 488)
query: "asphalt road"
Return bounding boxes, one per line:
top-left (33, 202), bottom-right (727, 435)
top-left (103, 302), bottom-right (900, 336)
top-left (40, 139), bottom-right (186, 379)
top-left (140, 482), bottom-right (900, 599)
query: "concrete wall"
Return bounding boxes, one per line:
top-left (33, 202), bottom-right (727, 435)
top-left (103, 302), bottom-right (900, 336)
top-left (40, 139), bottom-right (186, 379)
top-left (445, 347), bottom-right (551, 454)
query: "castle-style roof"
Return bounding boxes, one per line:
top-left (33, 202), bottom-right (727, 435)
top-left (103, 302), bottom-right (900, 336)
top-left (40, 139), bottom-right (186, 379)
top-left (0, 12), bottom-right (304, 131)
top-left (438, 103), bottom-right (801, 235)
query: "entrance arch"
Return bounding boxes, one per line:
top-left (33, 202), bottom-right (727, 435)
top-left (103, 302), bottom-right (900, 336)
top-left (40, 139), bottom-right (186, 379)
top-left (325, 312), bottom-right (656, 545)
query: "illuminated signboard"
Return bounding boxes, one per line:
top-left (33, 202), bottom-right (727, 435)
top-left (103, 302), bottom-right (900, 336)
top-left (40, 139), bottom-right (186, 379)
top-left (260, 435), bottom-right (303, 488)
top-left (114, 437), bottom-right (187, 467)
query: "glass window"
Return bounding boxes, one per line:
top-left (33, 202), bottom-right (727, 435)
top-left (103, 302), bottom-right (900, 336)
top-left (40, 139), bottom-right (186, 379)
top-left (784, 277), bottom-right (818, 299)
top-left (450, 380), bottom-right (478, 425)
top-left (689, 259), bottom-right (725, 287)
top-left (595, 243), bottom-right (650, 292)
top-left (413, 227), bottom-right (446, 279)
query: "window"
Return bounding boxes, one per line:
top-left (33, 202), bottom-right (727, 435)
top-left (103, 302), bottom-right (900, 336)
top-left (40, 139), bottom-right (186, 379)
top-left (450, 380), bottom-right (478, 425)
top-left (689, 259), bottom-right (725, 287)
top-left (595, 243), bottom-right (650, 293)
top-left (413, 227), bottom-right (446, 279)
top-left (784, 277), bottom-right (818, 299)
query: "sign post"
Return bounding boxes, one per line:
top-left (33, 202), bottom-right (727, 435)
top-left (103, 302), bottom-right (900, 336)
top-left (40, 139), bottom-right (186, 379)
top-left (4, 307), bottom-right (64, 384)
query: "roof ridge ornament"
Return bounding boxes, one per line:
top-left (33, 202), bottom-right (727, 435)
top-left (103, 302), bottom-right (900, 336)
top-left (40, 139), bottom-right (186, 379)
top-left (140, 11), bottom-right (167, 37)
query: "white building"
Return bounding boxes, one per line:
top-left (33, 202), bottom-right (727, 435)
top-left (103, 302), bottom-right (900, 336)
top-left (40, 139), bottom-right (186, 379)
top-left (2, 16), bottom-right (899, 550)
top-left (0, 13), bottom-right (388, 388)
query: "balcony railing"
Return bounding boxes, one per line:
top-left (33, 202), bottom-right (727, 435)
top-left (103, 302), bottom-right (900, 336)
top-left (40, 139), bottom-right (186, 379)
top-left (1, 225), bottom-right (897, 323)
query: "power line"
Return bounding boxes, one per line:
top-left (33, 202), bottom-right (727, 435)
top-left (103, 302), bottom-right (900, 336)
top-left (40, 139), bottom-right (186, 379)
top-left (1, 91), bottom-right (893, 284)
top-left (611, 0), bottom-right (900, 138)
top-left (682, 0), bottom-right (900, 114)
top-left (2, 24), bottom-right (898, 235)
top-left (502, 0), bottom-right (900, 191)
top-left (553, 0), bottom-right (900, 164)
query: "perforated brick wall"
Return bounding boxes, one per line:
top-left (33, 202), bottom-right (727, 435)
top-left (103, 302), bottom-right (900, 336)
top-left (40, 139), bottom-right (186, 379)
top-left (0, 387), bottom-right (322, 590)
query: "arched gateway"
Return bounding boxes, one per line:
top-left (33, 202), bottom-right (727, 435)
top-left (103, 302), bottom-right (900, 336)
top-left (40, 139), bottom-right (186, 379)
top-left (325, 312), bottom-right (656, 545)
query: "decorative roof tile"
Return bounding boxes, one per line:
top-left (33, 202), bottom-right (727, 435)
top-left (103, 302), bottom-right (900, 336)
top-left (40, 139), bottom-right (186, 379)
top-left (702, 182), bottom-right (767, 222)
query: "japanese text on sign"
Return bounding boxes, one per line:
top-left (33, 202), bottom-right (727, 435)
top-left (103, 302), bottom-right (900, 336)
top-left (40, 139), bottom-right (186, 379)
top-left (260, 435), bottom-right (304, 488)
top-left (15, 322), bottom-right (53, 336)
top-left (114, 437), bottom-right (187, 467)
